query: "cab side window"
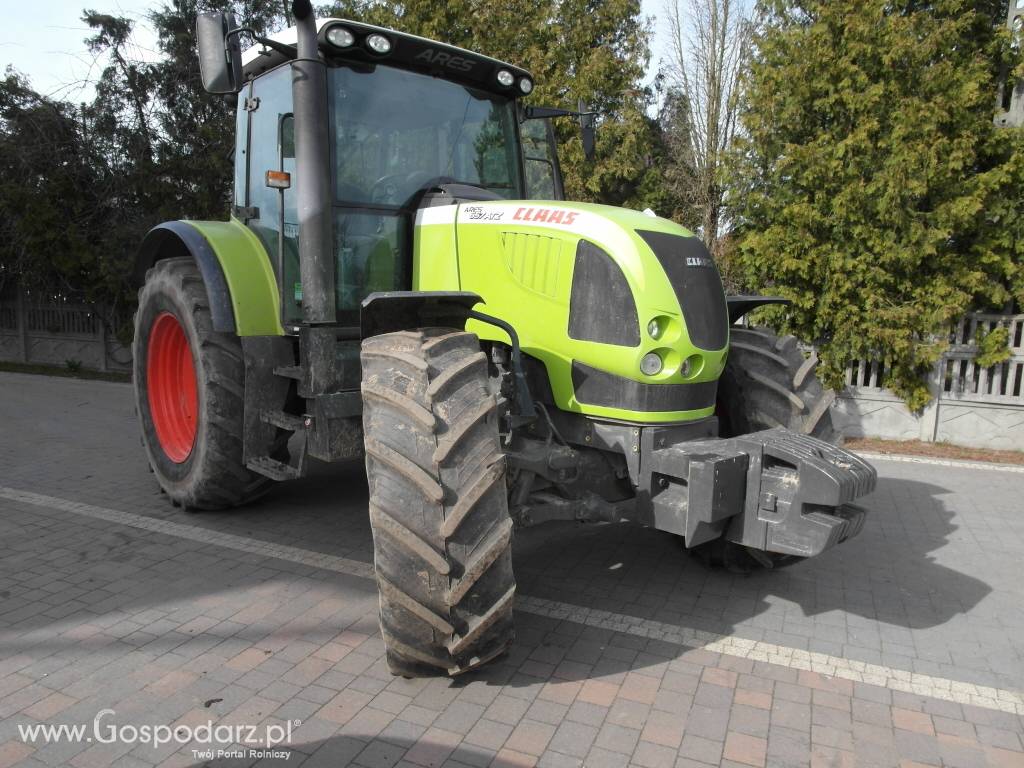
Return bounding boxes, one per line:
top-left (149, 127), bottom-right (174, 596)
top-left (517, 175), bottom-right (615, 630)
top-left (522, 118), bottom-right (563, 200)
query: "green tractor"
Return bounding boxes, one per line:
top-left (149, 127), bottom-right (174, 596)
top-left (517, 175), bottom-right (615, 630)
top-left (132, 0), bottom-right (876, 677)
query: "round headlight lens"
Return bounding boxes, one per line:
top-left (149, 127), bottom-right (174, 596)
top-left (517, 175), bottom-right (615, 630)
top-left (647, 318), bottom-right (661, 339)
top-left (326, 26), bottom-right (355, 48)
top-left (496, 69), bottom-right (515, 87)
top-left (640, 352), bottom-right (663, 376)
top-left (518, 78), bottom-right (533, 95)
top-left (366, 34), bottom-right (392, 54)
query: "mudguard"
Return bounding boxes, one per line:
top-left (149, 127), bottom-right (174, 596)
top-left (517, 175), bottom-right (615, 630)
top-left (726, 295), bottom-right (790, 324)
top-left (360, 291), bottom-right (482, 337)
top-left (135, 218), bottom-right (283, 336)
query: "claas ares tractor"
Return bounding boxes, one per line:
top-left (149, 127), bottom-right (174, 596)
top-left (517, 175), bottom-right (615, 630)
top-left (132, 0), bottom-right (876, 677)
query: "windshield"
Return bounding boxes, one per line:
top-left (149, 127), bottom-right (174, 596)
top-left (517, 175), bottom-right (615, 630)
top-left (328, 65), bottom-right (524, 206)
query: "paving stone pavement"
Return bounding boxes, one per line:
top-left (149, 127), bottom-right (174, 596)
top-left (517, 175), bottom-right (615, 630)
top-left (1, 371), bottom-right (1023, 767)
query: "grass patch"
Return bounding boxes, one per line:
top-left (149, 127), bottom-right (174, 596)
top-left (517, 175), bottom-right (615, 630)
top-left (0, 361), bottom-right (130, 383)
top-left (846, 437), bottom-right (1024, 466)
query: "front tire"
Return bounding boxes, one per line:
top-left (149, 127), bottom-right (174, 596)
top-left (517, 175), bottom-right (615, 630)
top-left (361, 328), bottom-right (515, 677)
top-left (133, 257), bottom-right (281, 509)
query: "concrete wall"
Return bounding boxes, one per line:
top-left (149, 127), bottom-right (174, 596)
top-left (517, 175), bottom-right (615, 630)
top-left (833, 392), bottom-right (1024, 451)
top-left (0, 294), bottom-right (132, 373)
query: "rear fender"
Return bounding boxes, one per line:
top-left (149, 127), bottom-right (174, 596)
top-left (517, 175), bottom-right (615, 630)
top-left (135, 218), bottom-right (283, 336)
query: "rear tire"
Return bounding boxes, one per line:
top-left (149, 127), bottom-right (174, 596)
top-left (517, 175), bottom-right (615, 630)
top-left (361, 328), bottom-right (515, 677)
top-left (717, 326), bottom-right (838, 443)
top-left (133, 258), bottom-right (285, 510)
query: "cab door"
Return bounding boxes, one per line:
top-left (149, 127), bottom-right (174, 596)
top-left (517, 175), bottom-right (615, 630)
top-left (240, 64), bottom-right (301, 328)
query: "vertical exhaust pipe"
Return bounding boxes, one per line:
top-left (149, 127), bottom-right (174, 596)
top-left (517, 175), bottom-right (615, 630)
top-left (291, 0), bottom-right (334, 325)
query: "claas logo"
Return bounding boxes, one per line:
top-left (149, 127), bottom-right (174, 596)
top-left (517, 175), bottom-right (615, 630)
top-left (513, 207), bottom-right (579, 225)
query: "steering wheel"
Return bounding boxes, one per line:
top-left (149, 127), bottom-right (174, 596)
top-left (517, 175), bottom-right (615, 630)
top-left (370, 172), bottom-right (455, 205)
top-left (370, 173), bottom-right (404, 204)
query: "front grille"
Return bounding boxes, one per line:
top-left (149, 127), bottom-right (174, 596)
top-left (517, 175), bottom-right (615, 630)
top-left (637, 231), bottom-right (729, 351)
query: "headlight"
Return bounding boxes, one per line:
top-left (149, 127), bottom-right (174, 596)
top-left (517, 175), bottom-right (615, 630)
top-left (680, 354), bottom-right (703, 379)
top-left (647, 318), bottom-right (661, 340)
top-left (326, 26), bottom-right (355, 48)
top-left (518, 78), bottom-right (533, 95)
top-left (496, 69), bottom-right (514, 87)
top-left (366, 34), bottom-right (392, 54)
top-left (640, 352), bottom-right (663, 376)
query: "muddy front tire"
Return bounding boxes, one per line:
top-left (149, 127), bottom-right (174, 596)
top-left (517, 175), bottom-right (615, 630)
top-left (361, 328), bottom-right (514, 677)
top-left (133, 257), bottom-right (282, 510)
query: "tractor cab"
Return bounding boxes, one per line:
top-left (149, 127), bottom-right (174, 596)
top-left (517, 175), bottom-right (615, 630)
top-left (208, 16), bottom-right (573, 330)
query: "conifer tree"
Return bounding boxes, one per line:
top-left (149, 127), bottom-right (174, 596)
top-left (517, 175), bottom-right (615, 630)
top-left (731, 0), bottom-right (1024, 408)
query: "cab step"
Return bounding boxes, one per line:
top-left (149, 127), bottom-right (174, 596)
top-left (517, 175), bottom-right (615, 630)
top-left (273, 365), bottom-right (302, 380)
top-left (246, 456), bottom-right (301, 481)
top-left (260, 409), bottom-right (305, 432)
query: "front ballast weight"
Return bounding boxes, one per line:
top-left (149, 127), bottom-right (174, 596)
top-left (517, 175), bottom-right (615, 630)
top-left (641, 427), bottom-right (875, 558)
top-left (506, 415), bottom-right (875, 560)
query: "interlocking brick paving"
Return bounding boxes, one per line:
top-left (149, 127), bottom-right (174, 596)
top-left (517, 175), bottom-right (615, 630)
top-left (1, 371), bottom-right (1022, 767)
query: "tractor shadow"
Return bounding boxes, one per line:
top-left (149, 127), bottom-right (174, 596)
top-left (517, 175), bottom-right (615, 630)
top-left (248, 467), bottom-right (991, 637)
top-left (509, 475), bottom-right (995, 678)
top-left (256, 469), bottom-right (997, 687)
top-left (0, 454), bottom-right (999, 706)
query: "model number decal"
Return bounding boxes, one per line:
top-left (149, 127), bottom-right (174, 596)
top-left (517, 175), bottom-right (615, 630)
top-left (415, 49), bottom-right (475, 73)
top-left (686, 256), bottom-right (713, 268)
top-left (512, 207), bottom-right (579, 225)
top-left (464, 206), bottom-right (503, 221)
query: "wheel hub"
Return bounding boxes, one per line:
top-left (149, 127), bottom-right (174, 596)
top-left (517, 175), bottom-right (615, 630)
top-left (147, 312), bottom-right (198, 463)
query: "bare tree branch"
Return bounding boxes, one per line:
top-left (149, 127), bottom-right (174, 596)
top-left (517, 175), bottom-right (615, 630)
top-left (663, 0), bottom-right (749, 257)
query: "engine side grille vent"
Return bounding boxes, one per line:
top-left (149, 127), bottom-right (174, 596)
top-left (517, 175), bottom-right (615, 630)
top-left (501, 231), bottom-right (564, 298)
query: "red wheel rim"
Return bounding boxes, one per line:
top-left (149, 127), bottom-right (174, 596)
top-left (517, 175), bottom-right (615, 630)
top-left (147, 312), bottom-right (198, 463)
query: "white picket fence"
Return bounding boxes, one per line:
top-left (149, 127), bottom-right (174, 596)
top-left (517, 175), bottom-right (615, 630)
top-left (834, 312), bottom-right (1024, 450)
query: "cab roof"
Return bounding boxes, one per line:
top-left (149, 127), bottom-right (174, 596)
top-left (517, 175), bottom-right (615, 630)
top-left (241, 18), bottom-right (533, 97)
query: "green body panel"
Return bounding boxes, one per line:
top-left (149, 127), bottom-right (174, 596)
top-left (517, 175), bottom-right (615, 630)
top-left (191, 200), bottom-right (726, 423)
top-left (187, 218), bottom-right (285, 337)
top-left (413, 201), bottom-right (729, 424)
top-left (413, 212), bottom-right (461, 291)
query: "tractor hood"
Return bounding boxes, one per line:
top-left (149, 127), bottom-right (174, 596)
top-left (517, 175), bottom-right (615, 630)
top-left (413, 200), bottom-right (731, 424)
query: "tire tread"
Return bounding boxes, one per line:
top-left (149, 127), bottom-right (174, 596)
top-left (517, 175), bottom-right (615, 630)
top-left (361, 328), bottom-right (515, 677)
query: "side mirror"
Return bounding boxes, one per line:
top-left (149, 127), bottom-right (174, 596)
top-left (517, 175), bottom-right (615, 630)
top-left (578, 100), bottom-right (596, 161)
top-left (197, 12), bottom-right (243, 94)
